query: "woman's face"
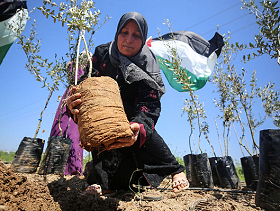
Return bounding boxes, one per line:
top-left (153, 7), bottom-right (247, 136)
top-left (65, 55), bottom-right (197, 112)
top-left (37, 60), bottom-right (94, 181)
top-left (117, 20), bottom-right (142, 57)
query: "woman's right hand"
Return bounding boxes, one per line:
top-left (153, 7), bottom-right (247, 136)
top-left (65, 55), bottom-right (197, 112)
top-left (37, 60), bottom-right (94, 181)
top-left (107, 123), bottom-right (140, 150)
top-left (66, 86), bottom-right (82, 123)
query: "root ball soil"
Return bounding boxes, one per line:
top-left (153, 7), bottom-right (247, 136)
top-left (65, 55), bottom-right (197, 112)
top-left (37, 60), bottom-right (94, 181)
top-left (76, 76), bottom-right (133, 152)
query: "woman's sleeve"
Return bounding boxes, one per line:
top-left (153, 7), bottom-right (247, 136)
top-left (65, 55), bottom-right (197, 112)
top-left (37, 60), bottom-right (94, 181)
top-left (130, 81), bottom-right (161, 148)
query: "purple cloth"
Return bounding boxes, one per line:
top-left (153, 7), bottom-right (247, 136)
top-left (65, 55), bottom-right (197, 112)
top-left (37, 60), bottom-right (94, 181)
top-left (50, 67), bottom-right (84, 176)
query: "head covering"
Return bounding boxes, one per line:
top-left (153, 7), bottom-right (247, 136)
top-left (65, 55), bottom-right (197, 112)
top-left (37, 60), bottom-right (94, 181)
top-left (109, 12), bottom-right (165, 98)
top-left (114, 12), bottom-right (148, 47)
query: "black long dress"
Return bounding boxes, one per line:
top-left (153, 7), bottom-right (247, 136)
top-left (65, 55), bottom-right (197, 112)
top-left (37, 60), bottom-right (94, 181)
top-left (81, 43), bottom-right (185, 190)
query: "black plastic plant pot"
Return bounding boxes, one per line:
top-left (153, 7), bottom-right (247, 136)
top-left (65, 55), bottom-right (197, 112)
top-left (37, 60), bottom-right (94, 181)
top-left (215, 156), bottom-right (241, 189)
top-left (38, 136), bottom-right (72, 175)
top-left (11, 137), bottom-right (45, 173)
top-left (255, 129), bottom-right (280, 211)
top-left (209, 157), bottom-right (220, 186)
top-left (253, 154), bottom-right (259, 177)
top-left (183, 153), bottom-right (214, 188)
top-left (184, 154), bottom-right (200, 187)
top-left (240, 155), bottom-right (259, 190)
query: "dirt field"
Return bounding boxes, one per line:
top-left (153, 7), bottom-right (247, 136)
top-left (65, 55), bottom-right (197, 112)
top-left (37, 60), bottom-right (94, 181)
top-left (0, 159), bottom-right (261, 211)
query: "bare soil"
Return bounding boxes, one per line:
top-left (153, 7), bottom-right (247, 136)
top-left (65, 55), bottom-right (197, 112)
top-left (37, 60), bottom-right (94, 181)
top-left (0, 159), bottom-right (261, 211)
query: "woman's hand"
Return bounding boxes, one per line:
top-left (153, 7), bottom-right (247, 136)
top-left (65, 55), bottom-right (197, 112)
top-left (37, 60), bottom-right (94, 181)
top-left (107, 123), bottom-right (140, 150)
top-left (66, 86), bottom-right (82, 123)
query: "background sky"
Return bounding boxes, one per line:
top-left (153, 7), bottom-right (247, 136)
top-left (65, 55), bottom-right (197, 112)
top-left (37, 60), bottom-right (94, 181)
top-left (1, 0), bottom-right (279, 163)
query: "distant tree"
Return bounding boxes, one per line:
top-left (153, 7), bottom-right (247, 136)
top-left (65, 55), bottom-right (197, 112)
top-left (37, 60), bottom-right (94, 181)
top-left (241, 0), bottom-right (280, 65)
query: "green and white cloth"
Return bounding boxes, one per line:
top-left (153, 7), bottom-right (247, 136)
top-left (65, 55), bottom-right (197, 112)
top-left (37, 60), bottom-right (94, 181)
top-left (147, 31), bottom-right (224, 92)
top-left (0, 0), bottom-right (28, 65)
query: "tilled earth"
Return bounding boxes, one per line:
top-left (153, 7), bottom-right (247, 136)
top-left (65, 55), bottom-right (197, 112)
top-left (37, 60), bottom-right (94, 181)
top-left (0, 159), bottom-right (260, 211)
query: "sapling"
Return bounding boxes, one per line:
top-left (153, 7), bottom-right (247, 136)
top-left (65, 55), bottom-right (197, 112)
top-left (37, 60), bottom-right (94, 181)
top-left (214, 118), bottom-right (224, 157)
top-left (7, 7), bottom-right (57, 138)
top-left (232, 68), bottom-right (267, 154)
top-left (9, 0), bottom-right (108, 140)
top-left (37, 0), bottom-right (110, 137)
top-left (158, 19), bottom-right (216, 156)
top-left (213, 34), bottom-right (268, 156)
top-left (22, 0), bottom-right (109, 175)
top-left (38, 0), bottom-right (110, 83)
top-left (40, 1), bottom-right (135, 153)
top-left (15, 19), bottom-right (67, 138)
top-left (213, 60), bottom-right (244, 156)
top-left (212, 37), bottom-right (238, 156)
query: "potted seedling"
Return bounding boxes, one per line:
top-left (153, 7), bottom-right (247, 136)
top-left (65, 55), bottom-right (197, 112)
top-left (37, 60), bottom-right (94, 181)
top-left (182, 95), bottom-right (215, 188)
top-left (9, 0), bottom-right (105, 174)
top-left (2, 2), bottom-right (44, 173)
top-left (34, 0), bottom-right (111, 174)
top-left (256, 81), bottom-right (280, 208)
top-left (231, 67), bottom-right (265, 191)
top-left (9, 9), bottom-right (67, 173)
top-left (239, 1), bottom-right (280, 209)
top-left (211, 36), bottom-right (243, 189)
top-left (212, 34), bottom-right (270, 190)
top-left (149, 20), bottom-right (224, 188)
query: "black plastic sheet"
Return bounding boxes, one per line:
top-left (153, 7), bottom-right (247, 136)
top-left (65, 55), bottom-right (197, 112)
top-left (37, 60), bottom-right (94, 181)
top-left (209, 157), bottom-right (220, 186)
top-left (11, 137), bottom-right (44, 173)
top-left (210, 156), bottom-right (241, 189)
top-left (184, 153), bottom-right (214, 188)
top-left (240, 155), bottom-right (259, 190)
top-left (38, 136), bottom-right (72, 175)
top-left (184, 154), bottom-right (200, 187)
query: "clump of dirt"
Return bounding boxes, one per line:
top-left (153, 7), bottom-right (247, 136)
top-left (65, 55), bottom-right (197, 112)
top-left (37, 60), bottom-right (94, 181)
top-left (0, 159), bottom-right (122, 211)
top-left (0, 160), bottom-right (60, 210)
top-left (0, 159), bottom-right (261, 211)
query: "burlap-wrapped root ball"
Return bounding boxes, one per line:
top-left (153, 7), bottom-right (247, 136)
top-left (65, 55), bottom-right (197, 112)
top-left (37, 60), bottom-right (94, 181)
top-left (76, 76), bottom-right (134, 152)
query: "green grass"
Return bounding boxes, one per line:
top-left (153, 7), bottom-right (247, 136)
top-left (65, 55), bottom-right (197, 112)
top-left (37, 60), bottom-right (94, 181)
top-left (83, 152), bottom-right (92, 170)
top-left (236, 166), bottom-right (245, 182)
top-left (0, 151), bottom-right (15, 162)
top-left (175, 156), bottom-right (184, 166)
top-left (0, 150), bottom-right (45, 164)
top-left (234, 161), bottom-right (245, 182)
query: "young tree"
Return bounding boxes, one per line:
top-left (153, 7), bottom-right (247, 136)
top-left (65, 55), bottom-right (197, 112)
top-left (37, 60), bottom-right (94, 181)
top-left (212, 33), bottom-right (271, 156)
top-left (158, 20), bottom-right (216, 156)
top-left (212, 35), bottom-right (240, 156)
top-left (13, 0), bottom-right (108, 138)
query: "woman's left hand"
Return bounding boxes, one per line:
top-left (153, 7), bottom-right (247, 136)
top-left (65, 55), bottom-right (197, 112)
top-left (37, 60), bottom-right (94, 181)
top-left (107, 123), bottom-right (140, 150)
